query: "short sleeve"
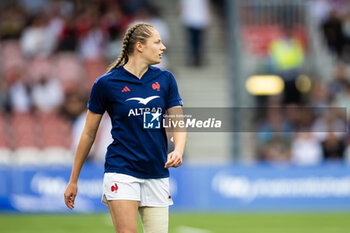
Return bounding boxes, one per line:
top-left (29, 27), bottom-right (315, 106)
top-left (87, 78), bottom-right (107, 114)
top-left (166, 72), bottom-right (183, 109)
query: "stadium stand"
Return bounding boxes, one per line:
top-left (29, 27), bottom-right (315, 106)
top-left (0, 0), bottom-right (350, 166)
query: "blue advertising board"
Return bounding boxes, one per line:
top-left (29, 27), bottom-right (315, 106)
top-left (1, 163), bottom-right (350, 212)
top-left (169, 164), bottom-right (350, 211)
top-left (0, 163), bottom-right (107, 212)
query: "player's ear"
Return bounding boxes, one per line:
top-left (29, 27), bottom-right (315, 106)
top-left (135, 41), bottom-right (144, 53)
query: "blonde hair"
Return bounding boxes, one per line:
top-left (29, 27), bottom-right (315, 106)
top-left (106, 23), bottom-right (154, 73)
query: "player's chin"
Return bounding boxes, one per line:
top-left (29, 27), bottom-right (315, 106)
top-left (149, 59), bottom-right (161, 65)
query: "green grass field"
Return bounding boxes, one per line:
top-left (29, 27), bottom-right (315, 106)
top-left (0, 212), bottom-right (350, 233)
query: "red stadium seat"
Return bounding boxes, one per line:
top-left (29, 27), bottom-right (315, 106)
top-left (241, 24), bottom-right (307, 56)
top-left (51, 52), bottom-right (86, 93)
top-left (84, 59), bottom-right (107, 89)
top-left (11, 112), bottom-right (39, 148)
top-left (1, 40), bottom-right (24, 71)
top-left (37, 112), bottom-right (72, 148)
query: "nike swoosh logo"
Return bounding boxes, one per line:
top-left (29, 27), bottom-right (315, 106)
top-left (126, 96), bottom-right (160, 105)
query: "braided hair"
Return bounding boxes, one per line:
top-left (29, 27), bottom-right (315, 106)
top-left (106, 23), bottom-right (154, 73)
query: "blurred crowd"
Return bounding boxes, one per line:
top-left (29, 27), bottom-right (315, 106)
top-left (1, 0), bottom-right (350, 166)
top-left (0, 0), bottom-right (171, 163)
top-left (310, 0), bottom-right (350, 63)
top-left (253, 0), bottom-right (350, 165)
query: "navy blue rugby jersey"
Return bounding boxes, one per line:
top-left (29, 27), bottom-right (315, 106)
top-left (88, 65), bottom-right (182, 178)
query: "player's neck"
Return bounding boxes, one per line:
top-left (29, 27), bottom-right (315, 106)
top-left (124, 58), bottom-right (149, 79)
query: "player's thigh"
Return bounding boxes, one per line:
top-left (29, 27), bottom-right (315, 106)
top-left (108, 200), bottom-right (139, 233)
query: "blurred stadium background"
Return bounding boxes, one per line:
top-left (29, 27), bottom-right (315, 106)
top-left (1, 0), bottom-right (350, 232)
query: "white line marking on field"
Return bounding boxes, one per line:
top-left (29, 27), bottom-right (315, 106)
top-left (176, 226), bottom-right (212, 233)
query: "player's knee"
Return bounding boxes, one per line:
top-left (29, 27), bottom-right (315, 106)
top-left (139, 207), bottom-right (169, 233)
top-left (114, 222), bottom-right (137, 233)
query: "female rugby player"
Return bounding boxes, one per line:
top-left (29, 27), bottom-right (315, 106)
top-left (64, 23), bottom-right (187, 233)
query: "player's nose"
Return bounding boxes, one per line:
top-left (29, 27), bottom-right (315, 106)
top-left (161, 43), bottom-right (166, 51)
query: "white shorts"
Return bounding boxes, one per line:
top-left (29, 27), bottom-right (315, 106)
top-left (102, 173), bottom-right (173, 207)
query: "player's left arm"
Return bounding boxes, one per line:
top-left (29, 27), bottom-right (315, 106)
top-left (164, 106), bottom-right (187, 168)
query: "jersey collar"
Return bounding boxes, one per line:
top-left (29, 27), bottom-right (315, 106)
top-left (107, 66), bottom-right (162, 84)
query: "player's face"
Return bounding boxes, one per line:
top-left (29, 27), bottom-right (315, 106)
top-left (142, 28), bottom-right (166, 65)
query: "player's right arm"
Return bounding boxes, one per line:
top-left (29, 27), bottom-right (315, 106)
top-left (64, 110), bottom-right (103, 210)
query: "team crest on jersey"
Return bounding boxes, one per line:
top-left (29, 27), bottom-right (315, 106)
top-left (152, 82), bottom-right (160, 91)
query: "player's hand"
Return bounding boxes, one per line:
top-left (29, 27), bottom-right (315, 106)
top-left (64, 182), bottom-right (77, 210)
top-left (165, 150), bottom-right (183, 168)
